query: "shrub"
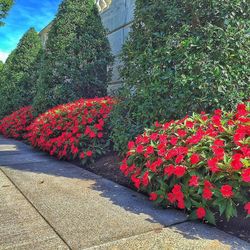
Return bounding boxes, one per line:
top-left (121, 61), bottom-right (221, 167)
top-left (0, 106), bottom-right (34, 139)
top-left (33, 0), bottom-right (113, 115)
top-left (111, 0), bottom-right (250, 154)
top-left (0, 28), bottom-right (42, 118)
top-left (120, 102), bottom-right (250, 224)
top-left (26, 97), bottom-right (115, 163)
top-left (0, 0), bottom-right (14, 26)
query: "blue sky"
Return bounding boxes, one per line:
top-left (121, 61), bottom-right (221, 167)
top-left (0, 0), bottom-right (62, 62)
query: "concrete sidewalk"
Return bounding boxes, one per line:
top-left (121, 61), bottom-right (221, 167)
top-left (0, 136), bottom-right (249, 250)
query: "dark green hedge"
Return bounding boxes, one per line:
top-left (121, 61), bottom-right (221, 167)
top-left (110, 0), bottom-right (250, 154)
top-left (33, 0), bottom-right (113, 115)
top-left (0, 28), bottom-right (42, 118)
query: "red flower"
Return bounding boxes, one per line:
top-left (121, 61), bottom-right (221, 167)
top-left (167, 193), bottom-right (176, 203)
top-left (231, 154), bottom-right (243, 170)
top-left (174, 166), bottom-right (186, 177)
top-left (80, 152), bottom-right (85, 159)
top-left (97, 132), bottom-right (103, 138)
top-left (186, 120), bottom-right (194, 128)
top-left (170, 136), bottom-right (178, 145)
top-left (189, 176), bottom-right (199, 187)
top-left (86, 150), bottom-right (93, 157)
top-left (128, 141), bottom-right (135, 150)
top-left (242, 168), bottom-right (250, 182)
top-left (207, 158), bottom-right (219, 173)
top-left (196, 207), bottom-right (206, 219)
top-left (190, 154), bottom-right (200, 165)
top-left (131, 174), bottom-right (141, 189)
top-left (146, 146), bottom-right (154, 155)
top-left (237, 103), bottom-right (247, 117)
top-left (244, 202), bottom-right (250, 215)
top-left (164, 164), bottom-right (175, 177)
top-left (150, 133), bottom-right (158, 141)
top-left (149, 192), bottom-right (158, 201)
top-left (177, 200), bottom-right (185, 209)
top-left (175, 154), bottom-right (185, 164)
top-left (220, 185), bottom-right (234, 198)
top-left (213, 139), bottom-right (224, 147)
top-left (142, 171), bottom-right (149, 187)
top-left (203, 188), bottom-right (213, 200)
top-left (136, 145), bottom-right (144, 154)
top-left (177, 129), bottom-right (187, 137)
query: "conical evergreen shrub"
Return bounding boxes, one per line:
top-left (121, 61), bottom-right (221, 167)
top-left (0, 28), bottom-right (42, 118)
top-left (111, 0), bottom-right (250, 154)
top-left (33, 0), bottom-right (113, 115)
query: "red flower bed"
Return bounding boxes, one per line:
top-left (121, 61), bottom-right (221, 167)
top-left (0, 106), bottom-right (34, 139)
top-left (121, 102), bottom-right (250, 224)
top-left (25, 97), bottom-right (115, 162)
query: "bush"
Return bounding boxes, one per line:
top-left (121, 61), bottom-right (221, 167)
top-left (111, 0), bottom-right (250, 154)
top-left (120, 102), bottom-right (250, 224)
top-left (0, 28), bottom-right (42, 118)
top-left (0, 0), bottom-right (14, 26)
top-left (0, 106), bottom-right (34, 139)
top-left (26, 97), bottom-right (115, 163)
top-left (33, 0), bottom-right (113, 115)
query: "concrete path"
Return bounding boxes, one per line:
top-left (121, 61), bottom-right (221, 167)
top-left (0, 136), bottom-right (249, 250)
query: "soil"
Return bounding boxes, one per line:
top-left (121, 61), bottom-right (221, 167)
top-left (76, 153), bottom-right (250, 243)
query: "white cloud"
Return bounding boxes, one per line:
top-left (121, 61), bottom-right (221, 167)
top-left (0, 51), bottom-right (9, 62)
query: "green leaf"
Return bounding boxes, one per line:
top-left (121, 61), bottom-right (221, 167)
top-left (205, 209), bottom-right (216, 225)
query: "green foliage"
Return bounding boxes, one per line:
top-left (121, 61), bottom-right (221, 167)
top-left (0, 28), bottom-right (42, 118)
top-left (33, 0), bottom-right (113, 115)
top-left (0, 60), bottom-right (3, 71)
top-left (0, 0), bottom-right (14, 26)
top-left (110, 0), bottom-right (250, 154)
top-left (120, 103), bottom-right (250, 223)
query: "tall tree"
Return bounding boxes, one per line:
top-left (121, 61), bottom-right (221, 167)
top-left (0, 28), bottom-right (42, 118)
top-left (33, 0), bottom-right (113, 115)
top-left (111, 0), bottom-right (250, 153)
top-left (0, 60), bottom-right (3, 71)
top-left (0, 0), bottom-right (14, 26)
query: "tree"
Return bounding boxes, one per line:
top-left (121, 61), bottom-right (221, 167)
top-left (0, 60), bottom-right (3, 71)
top-left (110, 0), bottom-right (250, 154)
top-left (33, 0), bottom-right (113, 115)
top-left (0, 28), bottom-right (42, 118)
top-left (0, 0), bottom-right (14, 26)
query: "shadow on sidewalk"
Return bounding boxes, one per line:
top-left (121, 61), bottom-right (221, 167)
top-left (0, 137), bottom-right (249, 246)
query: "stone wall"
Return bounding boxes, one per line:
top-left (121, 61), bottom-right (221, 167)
top-left (98, 0), bottom-right (136, 93)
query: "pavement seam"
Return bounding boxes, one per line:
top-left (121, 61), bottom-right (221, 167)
top-left (84, 227), bottom-right (164, 250)
top-left (0, 167), bottom-right (72, 250)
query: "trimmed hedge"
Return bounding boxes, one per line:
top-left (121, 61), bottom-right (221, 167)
top-left (26, 97), bottom-right (115, 163)
top-left (33, 0), bottom-right (113, 115)
top-left (0, 0), bottom-right (14, 26)
top-left (120, 102), bottom-right (250, 224)
top-left (111, 0), bottom-right (250, 154)
top-left (0, 106), bottom-right (34, 139)
top-left (0, 28), bottom-right (42, 118)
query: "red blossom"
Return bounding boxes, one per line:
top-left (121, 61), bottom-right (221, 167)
top-left (242, 168), bottom-right (250, 182)
top-left (190, 154), bottom-right (200, 165)
top-left (189, 176), bottom-right (199, 187)
top-left (220, 185), bottom-right (234, 198)
top-left (136, 145), bottom-right (144, 154)
top-left (86, 151), bottom-right (93, 157)
top-left (174, 166), bottom-right (186, 177)
top-left (149, 192), bottom-right (158, 201)
top-left (196, 207), bottom-right (206, 219)
top-left (203, 188), bottom-right (213, 200)
top-left (244, 202), bottom-right (250, 215)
